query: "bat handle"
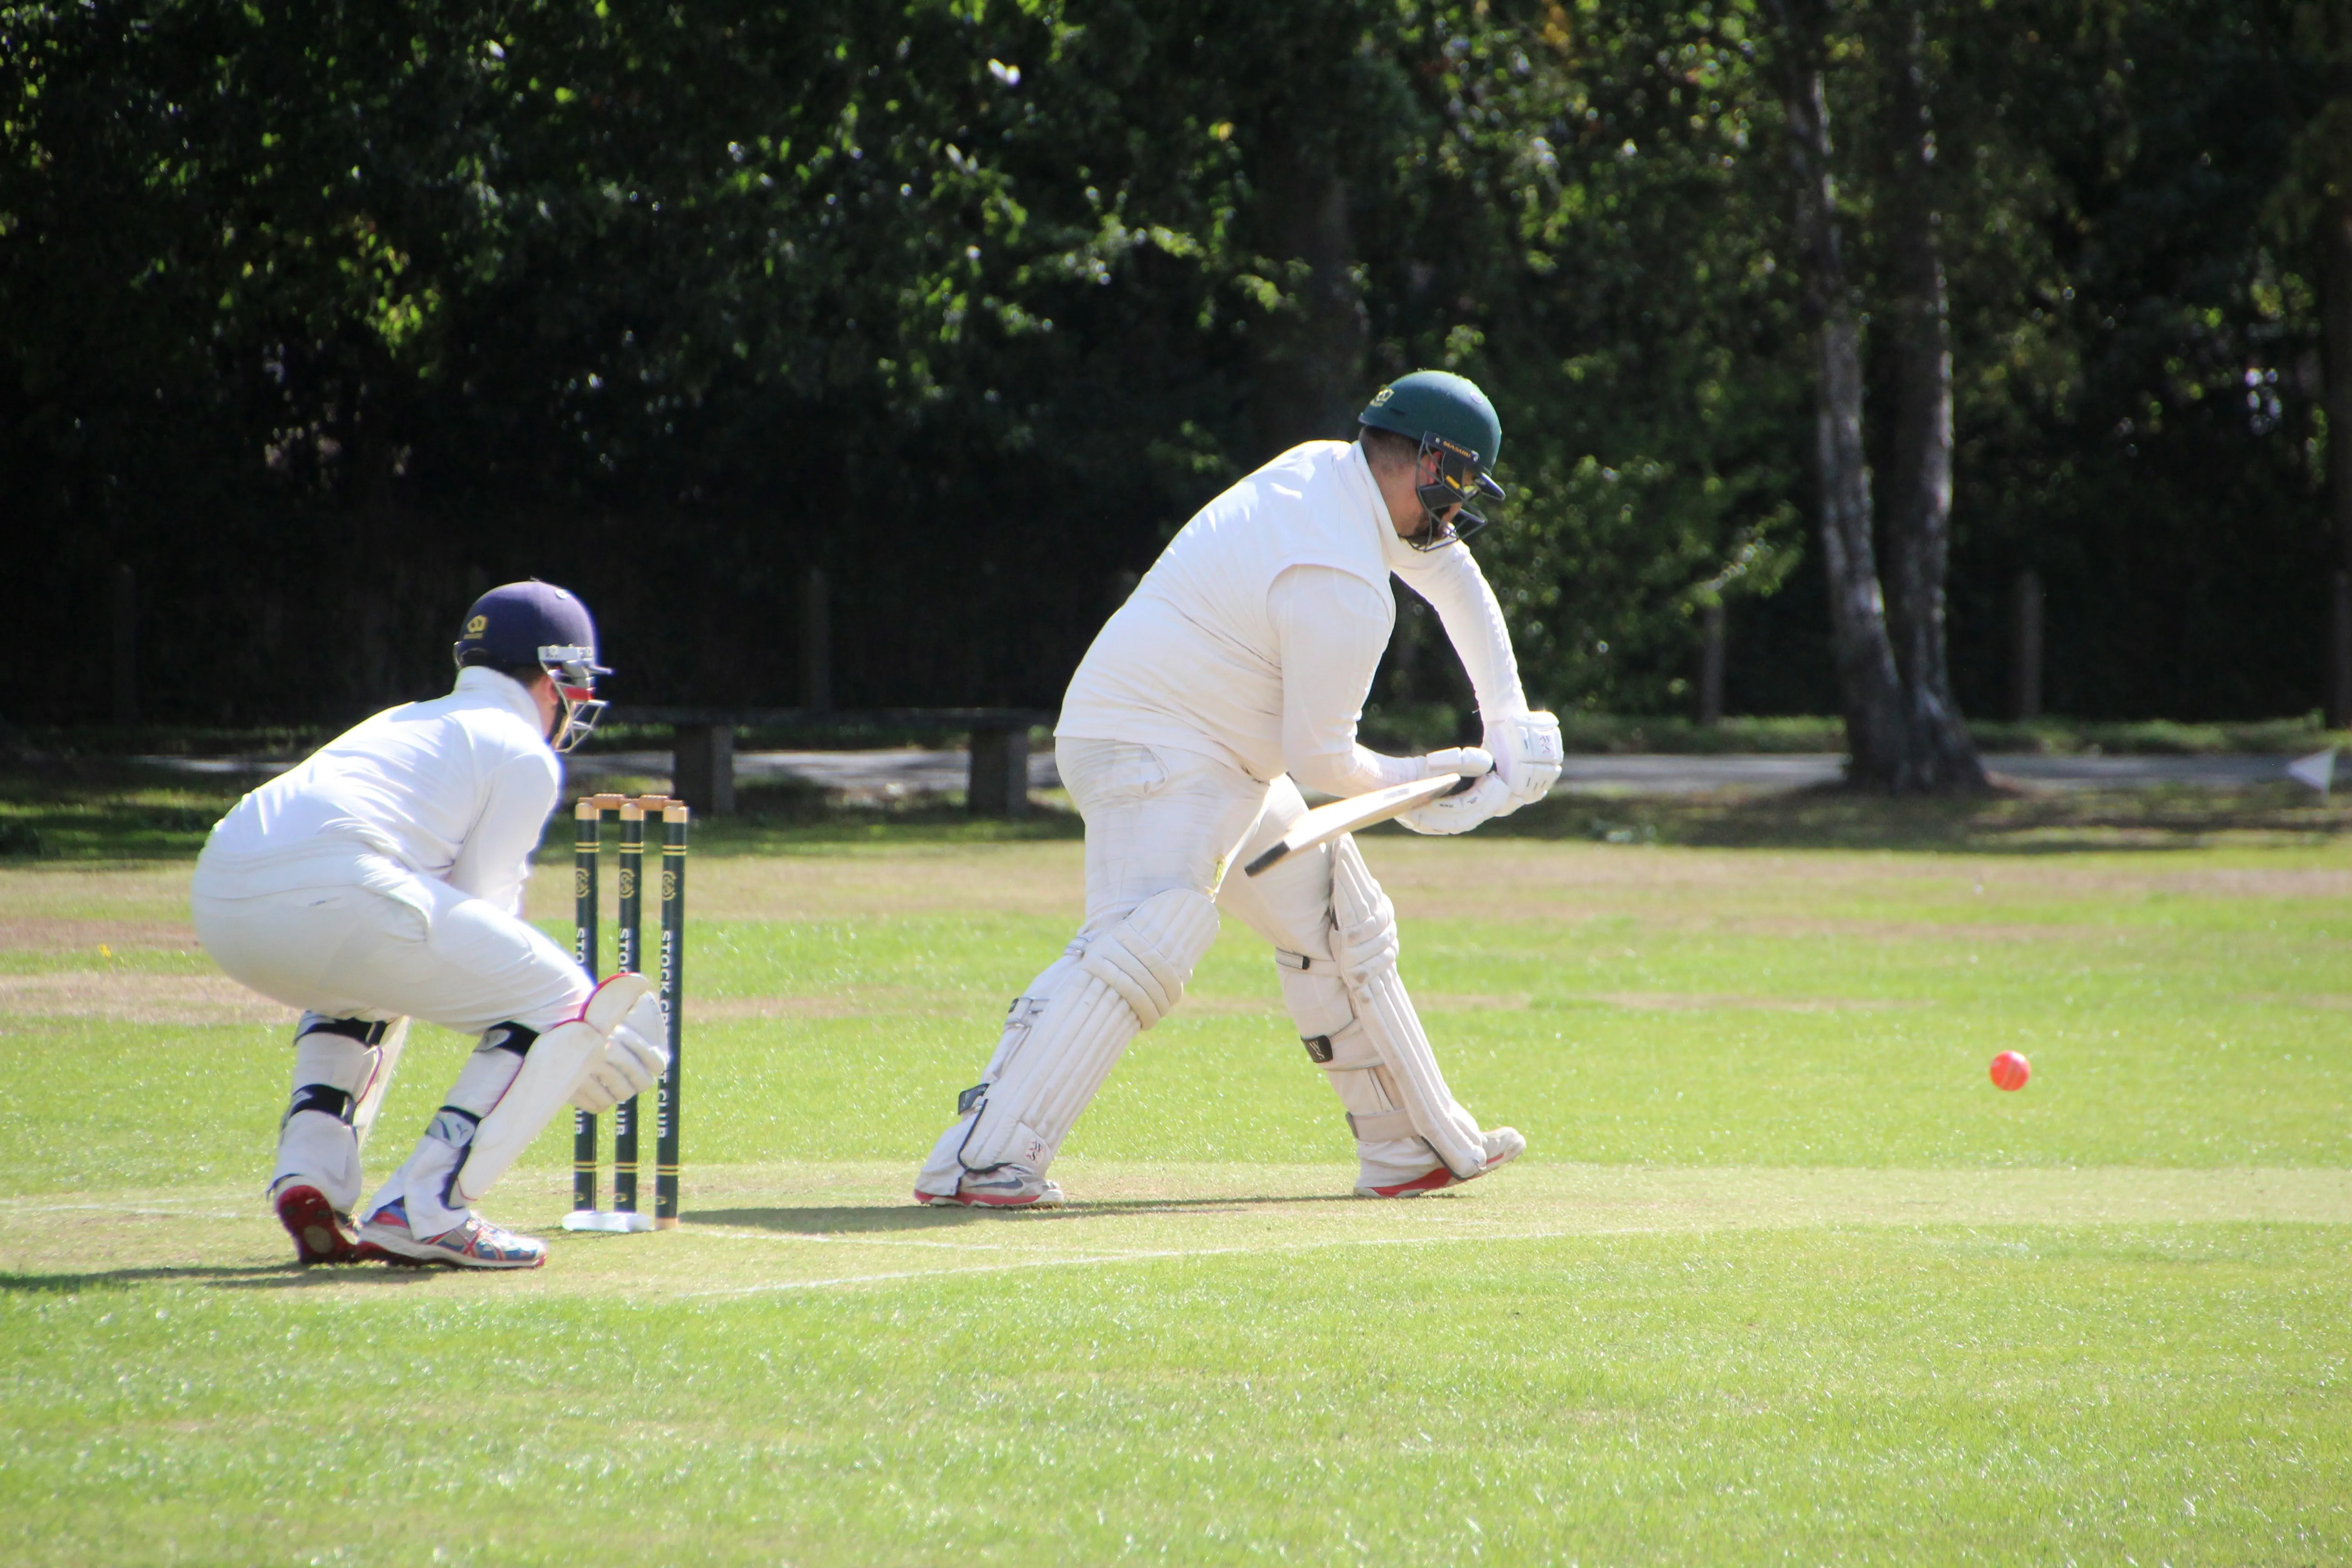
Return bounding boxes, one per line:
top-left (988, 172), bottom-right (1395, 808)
top-left (1443, 772), bottom-right (1481, 797)
top-left (1242, 844), bottom-right (1288, 877)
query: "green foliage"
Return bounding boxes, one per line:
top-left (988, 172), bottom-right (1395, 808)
top-left (1, 0), bottom-right (2337, 724)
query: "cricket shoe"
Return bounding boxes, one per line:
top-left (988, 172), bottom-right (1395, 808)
top-left (271, 1178), bottom-right (363, 1265)
top-left (1356, 1127), bottom-right (1525, 1199)
top-left (355, 1196), bottom-right (547, 1269)
top-left (914, 1166), bottom-right (1066, 1208)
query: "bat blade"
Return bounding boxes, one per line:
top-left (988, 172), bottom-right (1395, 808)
top-left (1242, 773), bottom-right (1466, 877)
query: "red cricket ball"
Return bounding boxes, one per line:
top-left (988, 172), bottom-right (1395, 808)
top-left (1989, 1050), bottom-right (2032, 1091)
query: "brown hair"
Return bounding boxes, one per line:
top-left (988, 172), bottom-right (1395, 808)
top-left (458, 651), bottom-right (553, 688)
top-left (1358, 426), bottom-right (1419, 473)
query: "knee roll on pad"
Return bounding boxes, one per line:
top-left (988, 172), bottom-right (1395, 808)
top-left (1076, 888), bottom-right (1219, 1029)
top-left (958, 889), bottom-right (1219, 1173)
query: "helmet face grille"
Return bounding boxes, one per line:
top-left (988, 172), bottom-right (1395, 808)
top-left (1409, 432), bottom-right (1499, 551)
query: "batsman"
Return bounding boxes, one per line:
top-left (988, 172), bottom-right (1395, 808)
top-left (916, 371), bottom-right (1563, 1207)
top-left (191, 583), bottom-right (670, 1269)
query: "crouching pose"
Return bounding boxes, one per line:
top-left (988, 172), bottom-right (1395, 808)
top-left (191, 582), bottom-right (668, 1269)
top-left (916, 371), bottom-right (1564, 1208)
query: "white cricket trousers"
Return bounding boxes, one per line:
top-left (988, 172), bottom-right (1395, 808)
top-left (1058, 737), bottom-right (1327, 950)
top-left (190, 850), bottom-right (590, 1036)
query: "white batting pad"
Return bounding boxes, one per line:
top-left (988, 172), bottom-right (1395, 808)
top-left (957, 888), bottom-right (1219, 1173)
top-left (453, 973), bottom-right (651, 1204)
top-left (1327, 835), bottom-right (1487, 1178)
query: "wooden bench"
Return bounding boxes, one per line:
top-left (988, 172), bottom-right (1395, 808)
top-left (606, 707), bottom-right (1056, 818)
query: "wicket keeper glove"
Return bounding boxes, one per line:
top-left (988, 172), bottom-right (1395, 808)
top-left (571, 991), bottom-right (671, 1113)
top-left (1482, 710), bottom-right (1563, 815)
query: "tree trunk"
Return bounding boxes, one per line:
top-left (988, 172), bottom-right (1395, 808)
top-left (1251, 118), bottom-right (1368, 457)
top-left (1772, 7), bottom-right (1914, 789)
top-left (1879, 2), bottom-right (1987, 789)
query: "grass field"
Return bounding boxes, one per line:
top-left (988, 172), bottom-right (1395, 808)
top-left (3, 800), bottom-right (2349, 1563)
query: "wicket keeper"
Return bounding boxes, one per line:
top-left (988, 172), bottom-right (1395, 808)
top-left (916, 371), bottom-right (1563, 1207)
top-left (192, 582), bottom-right (669, 1269)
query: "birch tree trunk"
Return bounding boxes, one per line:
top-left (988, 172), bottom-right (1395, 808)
top-left (1772, 2), bottom-right (1915, 789)
top-left (1879, 1), bottom-right (1987, 789)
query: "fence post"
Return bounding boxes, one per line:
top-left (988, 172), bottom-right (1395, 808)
top-left (671, 723), bottom-right (735, 816)
top-left (802, 567), bottom-right (832, 714)
top-left (2010, 569), bottom-right (2044, 721)
top-left (968, 724), bottom-right (1030, 818)
top-left (111, 564), bottom-right (138, 725)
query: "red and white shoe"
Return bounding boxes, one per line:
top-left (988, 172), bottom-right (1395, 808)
top-left (356, 1196), bottom-right (547, 1269)
top-left (914, 1166), bottom-right (1066, 1208)
top-left (1356, 1127), bottom-right (1525, 1199)
top-left (272, 1179), bottom-right (363, 1265)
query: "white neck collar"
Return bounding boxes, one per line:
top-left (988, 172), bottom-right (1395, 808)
top-left (453, 665), bottom-right (549, 735)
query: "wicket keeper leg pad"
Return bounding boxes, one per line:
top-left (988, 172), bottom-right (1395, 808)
top-left (1327, 836), bottom-right (1487, 1180)
top-left (455, 972), bottom-right (652, 1205)
top-left (958, 888), bottom-right (1219, 1172)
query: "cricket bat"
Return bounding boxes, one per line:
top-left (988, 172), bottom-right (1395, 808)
top-left (1242, 772), bottom-right (1474, 878)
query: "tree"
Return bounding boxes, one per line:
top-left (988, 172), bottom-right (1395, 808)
top-left (1765, 0), bottom-right (1985, 790)
top-left (2266, 2), bottom-right (2352, 724)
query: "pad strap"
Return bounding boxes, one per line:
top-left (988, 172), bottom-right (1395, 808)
top-left (297, 1014), bottom-right (389, 1047)
top-left (1301, 1018), bottom-right (1382, 1071)
top-left (287, 1084), bottom-right (354, 1123)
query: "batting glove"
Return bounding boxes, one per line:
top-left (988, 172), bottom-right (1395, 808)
top-left (1482, 710), bottom-right (1563, 815)
top-left (1398, 747), bottom-right (1506, 835)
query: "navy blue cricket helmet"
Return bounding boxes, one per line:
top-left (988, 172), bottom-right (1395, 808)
top-left (452, 581), bottom-right (609, 752)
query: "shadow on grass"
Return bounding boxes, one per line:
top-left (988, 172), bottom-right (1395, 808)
top-left (1464, 781), bottom-right (2351, 853)
top-left (686, 783), bottom-right (1086, 855)
top-left (0, 761), bottom-right (251, 860)
top-left (0, 1262), bottom-right (450, 1293)
top-left (5, 760), bottom-right (2342, 862)
top-left (0, 761), bottom-right (1088, 861)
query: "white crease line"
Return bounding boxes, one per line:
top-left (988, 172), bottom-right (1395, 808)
top-left (683, 1226), bottom-right (1594, 1299)
top-left (682, 1226), bottom-right (1023, 1252)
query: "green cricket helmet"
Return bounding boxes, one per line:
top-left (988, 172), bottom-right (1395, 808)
top-left (1357, 370), bottom-right (1508, 549)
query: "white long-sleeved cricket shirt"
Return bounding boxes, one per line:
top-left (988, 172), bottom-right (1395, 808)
top-left (1057, 439), bottom-right (1526, 796)
top-left (192, 666), bottom-right (560, 914)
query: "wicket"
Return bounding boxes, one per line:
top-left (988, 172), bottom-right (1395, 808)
top-left (562, 793), bottom-right (688, 1234)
